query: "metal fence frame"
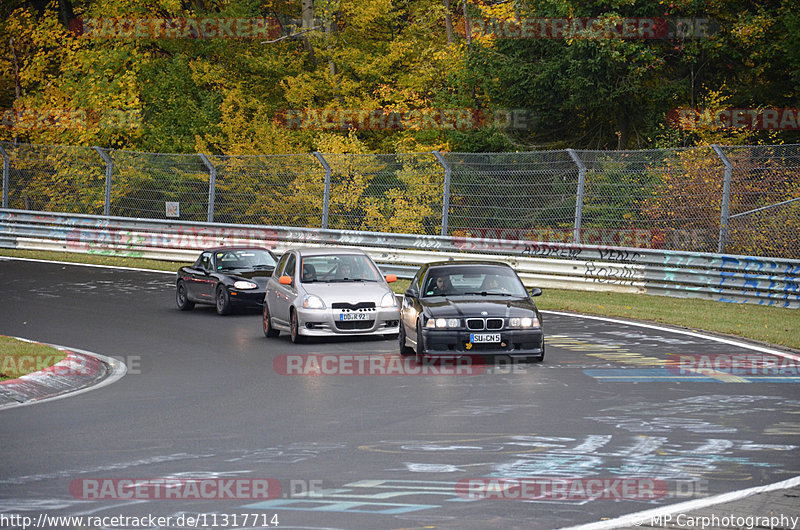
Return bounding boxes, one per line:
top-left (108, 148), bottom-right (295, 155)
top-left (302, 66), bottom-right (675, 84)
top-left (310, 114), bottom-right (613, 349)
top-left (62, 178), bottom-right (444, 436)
top-left (1, 142), bottom-right (798, 257)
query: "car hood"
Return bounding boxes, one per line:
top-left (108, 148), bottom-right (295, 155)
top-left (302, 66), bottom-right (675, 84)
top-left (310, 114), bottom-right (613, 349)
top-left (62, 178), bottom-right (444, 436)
top-left (230, 269), bottom-right (273, 287)
top-left (301, 281), bottom-right (393, 303)
top-left (422, 296), bottom-right (537, 318)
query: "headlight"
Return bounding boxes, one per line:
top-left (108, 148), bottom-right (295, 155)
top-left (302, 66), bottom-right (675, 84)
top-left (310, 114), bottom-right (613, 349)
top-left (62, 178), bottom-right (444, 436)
top-left (302, 294), bottom-right (326, 309)
top-left (509, 317), bottom-right (540, 328)
top-left (380, 292), bottom-right (398, 308)
top-left (425, 318), bottom-right (460, 328)
top-left (233, 280), bottom-right (258, 290)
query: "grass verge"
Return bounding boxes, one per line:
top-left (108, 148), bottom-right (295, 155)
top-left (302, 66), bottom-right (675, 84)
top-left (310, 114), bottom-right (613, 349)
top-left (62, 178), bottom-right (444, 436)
top-left (0, 336), bottom-right (67, 381)
top-left (2, 248), bottom-right (798, 352)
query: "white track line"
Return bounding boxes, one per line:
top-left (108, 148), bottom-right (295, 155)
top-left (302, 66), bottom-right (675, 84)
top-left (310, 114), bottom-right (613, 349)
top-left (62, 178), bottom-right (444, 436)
top-left (0, 256), bottom-right (174, 274)
top-left (542, 310), bottom-right (800, 362)
top-left (558, 475), bottom-right (800, 530)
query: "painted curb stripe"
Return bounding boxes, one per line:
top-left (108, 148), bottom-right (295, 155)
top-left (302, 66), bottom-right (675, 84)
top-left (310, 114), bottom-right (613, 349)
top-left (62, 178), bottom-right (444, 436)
top-left (0, 338), bottom-right (127, 410)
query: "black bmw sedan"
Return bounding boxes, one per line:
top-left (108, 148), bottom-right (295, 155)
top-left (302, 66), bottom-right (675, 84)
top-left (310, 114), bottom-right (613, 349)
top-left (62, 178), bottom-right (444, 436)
top-left (399, 261), bottom-right (544, 363)
top-left (176, 247), bottom-right (279, 315)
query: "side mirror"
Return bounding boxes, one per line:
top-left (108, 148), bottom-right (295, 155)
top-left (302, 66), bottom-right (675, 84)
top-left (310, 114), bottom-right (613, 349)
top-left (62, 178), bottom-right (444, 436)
top-left (279, 275), bottom-right (293, 285)
top-left (385, 274), bottom-right (397, 283)
top-left (404, 289), bottom-right (415, 298)
top-left (530, 287), bottom-right (542, 297)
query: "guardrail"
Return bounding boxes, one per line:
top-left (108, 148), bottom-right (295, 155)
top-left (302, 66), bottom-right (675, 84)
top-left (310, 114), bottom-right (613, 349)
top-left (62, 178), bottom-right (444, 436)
top-left (1, 209), bottom-right (797, 308)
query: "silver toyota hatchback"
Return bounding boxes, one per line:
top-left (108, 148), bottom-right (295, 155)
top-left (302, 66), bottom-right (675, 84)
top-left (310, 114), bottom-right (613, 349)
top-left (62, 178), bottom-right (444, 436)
top-left (262, 247), bottom-right (401, 343)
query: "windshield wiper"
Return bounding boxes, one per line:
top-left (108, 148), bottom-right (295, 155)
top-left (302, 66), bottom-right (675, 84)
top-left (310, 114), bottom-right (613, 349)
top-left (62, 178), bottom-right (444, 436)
top-left (463, 291), bottom-right (514, 296)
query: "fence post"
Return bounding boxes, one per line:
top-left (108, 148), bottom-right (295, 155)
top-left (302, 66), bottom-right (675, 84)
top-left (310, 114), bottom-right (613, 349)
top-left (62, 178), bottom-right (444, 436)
top-left (711, 145), bottom-right (732, 254)
top-left (198, 154), bottom-right (216, 223)
top-left (432, 151), bottom-right (451, 236)
top-left (0, 144), bottom-right (9, 209)
top-left (93, 147), bottom-right (113, 216)
top-left (313, 152), bottom-right (331, 229)
top-left (566, 148), bottom-right (586, 245)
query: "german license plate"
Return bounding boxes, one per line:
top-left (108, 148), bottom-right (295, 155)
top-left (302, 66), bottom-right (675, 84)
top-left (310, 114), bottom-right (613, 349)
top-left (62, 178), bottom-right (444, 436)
top-left (340, 312), bottom-right (369, 321)
top-left (470, 333), bottom-right (501, 343)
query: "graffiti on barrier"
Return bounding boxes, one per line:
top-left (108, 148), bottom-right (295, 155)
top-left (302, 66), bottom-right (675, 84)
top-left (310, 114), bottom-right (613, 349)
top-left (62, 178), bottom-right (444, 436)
top-left (584, 262), bottom-right (640, 285)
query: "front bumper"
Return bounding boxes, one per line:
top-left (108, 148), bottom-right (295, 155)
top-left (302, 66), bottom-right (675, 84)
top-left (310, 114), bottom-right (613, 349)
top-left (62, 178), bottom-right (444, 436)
top-left (295, 306), bottom-right (401, 337)
top-left (228, 289), bottom-right (266, 307)
top-left (421, 328), bottom-right (544, 357)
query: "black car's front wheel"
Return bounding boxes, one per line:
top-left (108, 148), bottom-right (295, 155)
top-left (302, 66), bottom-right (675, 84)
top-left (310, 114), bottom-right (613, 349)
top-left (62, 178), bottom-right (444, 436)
top-left (399, 323), bottom-right (414, 356)
top-left (535, 343), bottom-right (545, 362)
top-left (414, 321), bottom-right (426, 364)
top-left (263, 303), bottom-right (279, 338)
top-left (176, 280), bottom-right (194, 311)
top-left (216, 285), bottom-right (232, 315)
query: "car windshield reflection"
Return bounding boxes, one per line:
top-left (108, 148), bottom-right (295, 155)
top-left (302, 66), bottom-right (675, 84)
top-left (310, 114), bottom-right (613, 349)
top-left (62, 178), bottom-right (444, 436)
top-left (300, 255), bottom-right (383, 284)
top-left (423, 266), bottom-right (527, 297)
top-left (216, 250), bottom-right (277, 271)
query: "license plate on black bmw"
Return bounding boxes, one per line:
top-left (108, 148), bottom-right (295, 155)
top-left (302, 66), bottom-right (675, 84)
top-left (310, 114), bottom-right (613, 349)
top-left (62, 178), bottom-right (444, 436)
top-left (470, 333), bottom-right (501, 343)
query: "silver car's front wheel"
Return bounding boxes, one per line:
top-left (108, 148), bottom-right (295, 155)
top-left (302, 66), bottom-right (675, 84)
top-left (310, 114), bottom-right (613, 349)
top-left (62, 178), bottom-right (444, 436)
top-left (263, 304), bottom-right (279, 338)
top-left (290, 309), bottom-right (304, 344)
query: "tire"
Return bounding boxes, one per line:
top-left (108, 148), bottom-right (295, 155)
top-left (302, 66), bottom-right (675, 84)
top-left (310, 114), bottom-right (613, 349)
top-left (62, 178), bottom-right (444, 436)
top-left (414, 321), bottom-right (425, 364)
top-left (398, 324), bottom-right (414, 356)
top-left (263, 303), bottom-right (279, 338)
top-left (290, 309), bottom-right (304, 344)
top-left (535, 343), bottom-right (546, 363)
top-left (176, 281), bottom-right (194, 311)
top-left (215, 285), bottom-right (232, 315)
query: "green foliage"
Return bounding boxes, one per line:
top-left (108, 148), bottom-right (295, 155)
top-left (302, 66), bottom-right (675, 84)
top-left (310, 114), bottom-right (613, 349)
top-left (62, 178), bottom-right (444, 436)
top-left (1, 0), bottom-right (796, 152)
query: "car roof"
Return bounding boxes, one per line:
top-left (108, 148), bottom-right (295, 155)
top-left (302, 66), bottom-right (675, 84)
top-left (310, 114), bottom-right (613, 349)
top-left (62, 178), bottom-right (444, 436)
top-left (289, 247), bottom-right (369, 257)
top-left (205, 246), bottom-right (272, 252)
top-left (425, 260), bottom-right (513, 269)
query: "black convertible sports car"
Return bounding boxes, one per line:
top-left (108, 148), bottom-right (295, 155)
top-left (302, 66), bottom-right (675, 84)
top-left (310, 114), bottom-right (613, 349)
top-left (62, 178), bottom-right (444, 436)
top-left (399, 260), bottom-right (544, 363)
top-left (176, 247), bottom-right (279, 315)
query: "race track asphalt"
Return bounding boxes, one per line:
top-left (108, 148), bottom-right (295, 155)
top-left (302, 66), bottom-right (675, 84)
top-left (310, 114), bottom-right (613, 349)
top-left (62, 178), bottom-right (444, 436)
top-left (1, 258), bottom-right (798, 529)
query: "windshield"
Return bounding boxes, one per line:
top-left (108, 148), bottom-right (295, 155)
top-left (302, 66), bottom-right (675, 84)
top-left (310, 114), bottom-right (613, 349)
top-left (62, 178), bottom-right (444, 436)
top-left (216, 250), bottom-right (277, 270)
top-left (423, 266), bottom-right (527, 297)
top-left (300, 254), bottom-right (383, 283)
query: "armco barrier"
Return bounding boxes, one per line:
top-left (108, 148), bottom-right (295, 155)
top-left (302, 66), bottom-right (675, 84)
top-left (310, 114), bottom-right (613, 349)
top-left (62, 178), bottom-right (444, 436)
top-left (1, 209), bottom-right (798, 308)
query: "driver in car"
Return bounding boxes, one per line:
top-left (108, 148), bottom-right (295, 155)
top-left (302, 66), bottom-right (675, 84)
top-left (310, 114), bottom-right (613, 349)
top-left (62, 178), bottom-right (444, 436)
top-left (429, 276), bottom-right (452, 295)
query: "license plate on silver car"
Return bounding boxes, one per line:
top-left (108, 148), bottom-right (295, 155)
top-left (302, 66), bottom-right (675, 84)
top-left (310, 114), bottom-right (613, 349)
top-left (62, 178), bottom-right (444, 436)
top-left (470, 333), bottom-right (501, 343)
top-left (340, 312), bottom-right (369, 321)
